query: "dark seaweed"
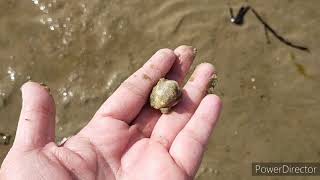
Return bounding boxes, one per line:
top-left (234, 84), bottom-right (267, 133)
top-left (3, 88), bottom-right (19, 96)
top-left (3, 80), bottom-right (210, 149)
top-left (229, 6), bottom-right (251, 25)
top-left (229, 5), bottom-right (310, 52)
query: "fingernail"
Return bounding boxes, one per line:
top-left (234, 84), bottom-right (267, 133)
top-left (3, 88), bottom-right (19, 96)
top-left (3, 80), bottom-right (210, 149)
top-left (207, 73), bottom-right (218, 94)
top-left (39, 82), bottom-right (50, 92)
top-left (175, 52), bottom-right (181, 59)
top-left (192, 47), bottom-right (198, 57)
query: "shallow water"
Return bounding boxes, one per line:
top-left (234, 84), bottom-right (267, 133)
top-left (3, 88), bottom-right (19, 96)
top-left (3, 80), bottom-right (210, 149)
top-left (1, 0), bottom-right (320, 179)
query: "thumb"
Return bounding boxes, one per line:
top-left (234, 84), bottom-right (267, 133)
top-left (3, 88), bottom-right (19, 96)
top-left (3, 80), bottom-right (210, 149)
top-left (13, 82), bottom-right (56, 150)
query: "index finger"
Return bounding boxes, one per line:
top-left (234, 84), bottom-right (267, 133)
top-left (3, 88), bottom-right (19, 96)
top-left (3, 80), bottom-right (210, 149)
top-left (94, 48), bottom-right (176, 124)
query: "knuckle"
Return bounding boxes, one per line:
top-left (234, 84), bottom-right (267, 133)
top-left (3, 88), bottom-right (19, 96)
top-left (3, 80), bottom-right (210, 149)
top-left (182, 128), bottom-right (206, 148)
top-left (22, 105), bottom-right (54, 120)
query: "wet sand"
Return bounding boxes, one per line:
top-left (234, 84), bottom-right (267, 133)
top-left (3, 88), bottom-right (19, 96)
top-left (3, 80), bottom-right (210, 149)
top-left (1, 0), bottom-right (320, 179)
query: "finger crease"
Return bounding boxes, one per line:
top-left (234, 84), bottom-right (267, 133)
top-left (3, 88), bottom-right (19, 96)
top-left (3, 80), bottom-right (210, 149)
top-left (181, 129), bottom-right (206, 149)
top-left (23, 107), bottom-right (54, 115)
top-left (121, 81), bottom-right (148, 99)
top-left (184, 83), bottom-right (206, 99)
top-left (143, 62), bottom-right (162, 81)
top-left (171, 155), bottom-right (193, 179)
top-left (154, 135), bottom-right (170, 149)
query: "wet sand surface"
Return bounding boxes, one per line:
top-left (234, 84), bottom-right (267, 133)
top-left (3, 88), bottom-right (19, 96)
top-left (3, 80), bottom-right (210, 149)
top-left (1, 0), bottom-right (320, 179)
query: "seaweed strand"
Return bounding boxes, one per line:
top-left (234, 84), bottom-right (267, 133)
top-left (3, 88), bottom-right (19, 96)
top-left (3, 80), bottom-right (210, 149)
top-left (229, 5), bottom-right (310, 52)
top-left (250, 7), bottom-right (309, 52)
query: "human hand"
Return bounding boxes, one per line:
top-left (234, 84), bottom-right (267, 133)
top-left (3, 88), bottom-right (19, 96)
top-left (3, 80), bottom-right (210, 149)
top-left (0, 46), bottom-right (222, 180)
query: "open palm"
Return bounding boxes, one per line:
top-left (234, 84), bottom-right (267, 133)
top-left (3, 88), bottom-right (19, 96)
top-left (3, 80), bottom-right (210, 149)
top-left (0, 46), bottom-right (222, 180)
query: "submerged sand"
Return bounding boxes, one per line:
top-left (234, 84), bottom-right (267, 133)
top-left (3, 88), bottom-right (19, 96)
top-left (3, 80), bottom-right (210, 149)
top-left (1, 0), bottom-right (320, 179)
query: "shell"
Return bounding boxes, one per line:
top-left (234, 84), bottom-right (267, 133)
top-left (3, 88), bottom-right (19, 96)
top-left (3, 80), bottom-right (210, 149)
top-left (150, 78), bottom-right (182, 113)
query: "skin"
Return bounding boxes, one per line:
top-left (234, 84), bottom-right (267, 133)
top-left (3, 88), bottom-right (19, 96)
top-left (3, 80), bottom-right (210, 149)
top-left (0, 46), bottom-right (222, 180)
